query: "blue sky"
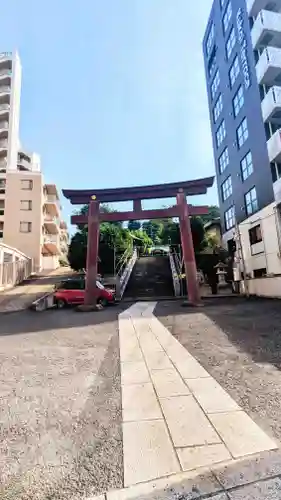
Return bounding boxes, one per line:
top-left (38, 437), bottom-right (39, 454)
top-left (2, 0), bottom-right (216, 227)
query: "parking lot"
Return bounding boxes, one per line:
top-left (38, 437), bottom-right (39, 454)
top-left (0, 306), bottom-right (125, 500)
top-left (1, 297), bottom-right (281, 499)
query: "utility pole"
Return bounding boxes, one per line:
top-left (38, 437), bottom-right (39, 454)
top-left (234, 223), bottom-right (249, 297)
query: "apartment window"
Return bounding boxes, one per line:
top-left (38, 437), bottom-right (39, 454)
top-left (226, 27), bottom-right (236, 59)
top-left (253, 268), bottom-right (267, 278)
top-left (223, 2), bottom-right (232, 33)
top-left (221, 175), bottom-right (232, 201)
top-left (241, 151), bottom-right (253, 181)
top-left (206, 23), bottom-right (215, 56)
top-left (249, 224), bottom-right (262, 245)
top-left (208, 51), bottom-right (217, 78)
top-left (20, 200), bottom-right (32, 211)
top-left (218, 147), bottom-right (229, 174)
top-left (237, 117), bottom-right (249, 148)
top-left (216, 120), bottom-right (226, 148)
top-left (20, 221), bottom-right (32, 233)
top-left (229, 56), bottom-right (240, 88)
top-left (225, 205), bottom-right (235, 230)
top-left (213, 94), bottom-right (223, 123)
top-left (211, 70), bottom-right (220, 99)
top-left (233, 85), bottom-right (244, 117)
top-left (21, 179), bottom-right (33, 190)
top-left (245, 187), bottom-right (258, 215)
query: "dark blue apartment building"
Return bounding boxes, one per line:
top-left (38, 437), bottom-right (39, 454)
top-left (203, 0), bottom-right (281, 245)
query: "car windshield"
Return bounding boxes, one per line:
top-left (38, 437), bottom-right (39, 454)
top-left (96, 280), bottom-right (105, 290)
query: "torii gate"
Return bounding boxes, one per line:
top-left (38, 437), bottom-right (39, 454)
top-left (63, 176), bottom-right (214, 306)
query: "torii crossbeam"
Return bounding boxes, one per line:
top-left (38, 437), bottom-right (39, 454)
top-left (63, 176), bottom-right (214, 306)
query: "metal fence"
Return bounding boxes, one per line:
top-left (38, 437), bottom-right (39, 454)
top-left (0, 257), bottom-right (33, 289)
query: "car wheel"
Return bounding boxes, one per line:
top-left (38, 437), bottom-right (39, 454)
top-left (56, 298), bottom-right (66, 309)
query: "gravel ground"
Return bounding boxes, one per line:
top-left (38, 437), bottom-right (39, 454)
top-left (0, 306), bottom-right (125, 500)
top-left (155, 297), bottom-right (281, 445)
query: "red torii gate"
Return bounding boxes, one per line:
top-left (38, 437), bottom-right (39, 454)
top-left (63, 176), bottom-right (214, 306)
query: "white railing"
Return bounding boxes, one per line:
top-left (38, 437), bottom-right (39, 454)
top-left (0, 242), bottom-right (33, 289)
top-left (0, 121), bottom-right (8, 130)
top-left (0, 69), bottom-right (11, 77)
top-left (117, 248), bottom-right (138, 299)
top-left (169, 250), bottom-right (181, 297)
top-left (0, 86), bottom-right (10, 94)
top-left (0, 104), bottom-right (9, 112)
top-left (0, 52), bottom-right (12, 61)
top-left (44, 234), bottom-right (59, 245)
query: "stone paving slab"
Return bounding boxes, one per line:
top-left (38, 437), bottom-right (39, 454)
top-left (121, 361), bottom-right (150, 385)
top-left (122, 420), bottom-right (180, 487)
top-left (209, 411), bottom-right (277, 459)
top-left (160, 395), bottom-right (221, 447)
top-left (122, 382), bottom-right (162, 421)
top-left (150, 368), bottom-right (190, 398)
top-left (186, 377), bottom-right (240, 414)
top-left (177, 443), bottom-right (231, 472)
top-left (118, 301), bottom-right (278, 489)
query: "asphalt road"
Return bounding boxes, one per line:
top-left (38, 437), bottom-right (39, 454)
top-left (0, 306), bottom-right (125, 500)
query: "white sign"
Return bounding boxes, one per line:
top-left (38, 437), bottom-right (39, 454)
top-left (237, 8), bottom-right (251, 89)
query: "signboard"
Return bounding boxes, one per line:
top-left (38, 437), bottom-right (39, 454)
top-left (237, 8), bottom-right (251, 90)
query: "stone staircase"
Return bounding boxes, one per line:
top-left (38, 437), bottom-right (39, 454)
top-left (123, 255), bottom-right (174, 299)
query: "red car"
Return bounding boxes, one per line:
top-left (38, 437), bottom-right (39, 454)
top-left (54, 278), bottom-right (115, 308)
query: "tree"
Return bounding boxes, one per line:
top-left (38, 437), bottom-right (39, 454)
top-left (128, 220), bottom-right (141, 232)
top-left (201, 206), bottom-right (220, 225)
top-left (68, 231), bottom-right (87, 271)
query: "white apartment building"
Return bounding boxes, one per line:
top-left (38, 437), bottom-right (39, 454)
top-left (0, 51), bottom-right (69, 272)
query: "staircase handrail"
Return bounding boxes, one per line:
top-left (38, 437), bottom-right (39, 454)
top-left (117, 248), bottom-right (138, 299)
top-left (169, 249), bottom-right (181, 297)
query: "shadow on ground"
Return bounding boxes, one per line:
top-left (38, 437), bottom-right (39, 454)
top-left (0, 302), bottom-right (132, 336)
top-left (156, 297), bottom-right (281, 370)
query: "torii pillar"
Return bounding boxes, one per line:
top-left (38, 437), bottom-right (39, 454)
top-left (84, 199), bottom-right (100, 305)
top-left (177, 190), bottom-right (201, 305)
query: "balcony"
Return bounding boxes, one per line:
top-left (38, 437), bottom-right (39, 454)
top-left (0, 86), bottom-right (10, 96)
top-left (0, 122), bottom-right (8, 137)
top-left (0, 103), bottom-right (10, 116)
top-left (252, 10), bottom-right (281, 51)
top-left (43, 234), bottom-right (60, 255)
top-left (247, 0), bottom-right (281, 17)
top-left (262, 86), bottom-right (281, 122)
top-left (0, 140), bottom-right (8, 153)
top-left (44, 194), bottom-right (60, 217)
top-left (267, 128), bottom-right (281, 162)
top-left (44, 214), bottom-right (59, 234)
top-left (0, 159), bottom-right (6, 171)
top-left (256, 47), bottom-right (281, 85)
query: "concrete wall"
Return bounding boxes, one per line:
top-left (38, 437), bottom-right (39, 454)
top-left (243, 276), bottom-right (281, 298)
top-left (239, 202), bottom-right (281, 276)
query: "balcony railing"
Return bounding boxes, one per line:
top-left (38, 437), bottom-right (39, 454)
top-left (0, 86), bottom-right (10, 94)
top-left (247, 0), bottom-right (281, 17)
top-left (0, 69), bottom-right (12, 78)
top-left (0, 121), bottom-right (8, 131)
top-left (0, 140), bottom-right (8, 149)
top-left (44, 234), bottom-right (59, 245)
top-left (256, 47), bottom-right (281, 85)
top-left (262, 86), bottom-right (281, 122)
top-left (0, 104), bottom-right (10, 113)
top-left (267, 128), bottom-right (281, 162)
top-left (252, 10), bottom-right (281, 51)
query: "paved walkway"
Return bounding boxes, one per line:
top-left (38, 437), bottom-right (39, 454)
top-left (118, 302), bottom-right (278, 490)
